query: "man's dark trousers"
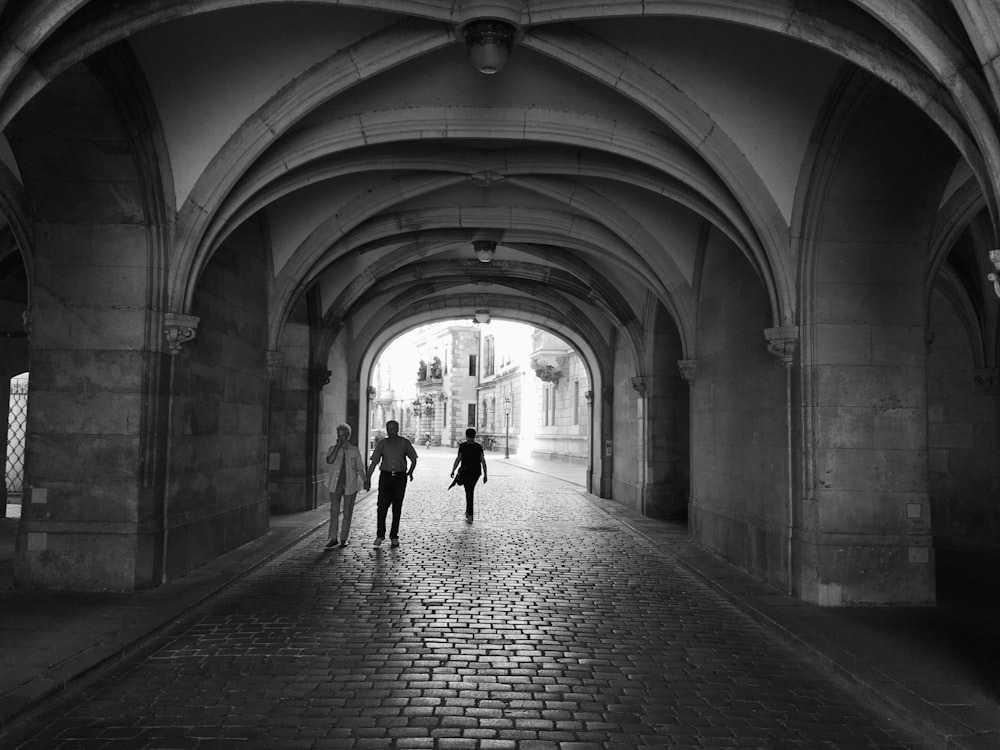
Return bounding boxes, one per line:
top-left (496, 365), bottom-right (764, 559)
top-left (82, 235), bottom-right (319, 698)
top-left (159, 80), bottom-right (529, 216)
top-left (376, 472), bottom-right (407, 539)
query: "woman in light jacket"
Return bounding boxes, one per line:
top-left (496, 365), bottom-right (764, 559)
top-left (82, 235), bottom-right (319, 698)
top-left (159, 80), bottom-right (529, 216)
top-left (325, 422), bottom-right (368, 547)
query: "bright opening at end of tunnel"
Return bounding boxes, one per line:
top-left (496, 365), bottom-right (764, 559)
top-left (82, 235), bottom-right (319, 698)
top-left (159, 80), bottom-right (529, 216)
top-left (370, 319), bottom-right (589, 466)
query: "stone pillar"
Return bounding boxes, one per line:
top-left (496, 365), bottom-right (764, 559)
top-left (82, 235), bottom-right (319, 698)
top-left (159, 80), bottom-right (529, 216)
top-left (267, 324), bottom-right (316, 514)
top-left (7, 58), bottom-right (167, 592)
top-left (14, 242), bottom-right (156, 591)
top-left (765, 327), bottom-right (798, 596)
top-left (637, 359), bottom-right (695, 521)
top-left (599, 384), bottom-right (613, 498)
top-left (638, 316), bottom-right (690, 521)
top-left (799, 275), bottom-right (934, 605)
top-left (631, 376), bottom-right (648, 515)
top-left (792, 81), bottom-right (952, 606)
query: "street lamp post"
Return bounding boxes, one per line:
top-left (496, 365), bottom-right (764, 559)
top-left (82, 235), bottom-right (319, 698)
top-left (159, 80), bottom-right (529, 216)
top-left (503, 395), bottom-right (511, 459)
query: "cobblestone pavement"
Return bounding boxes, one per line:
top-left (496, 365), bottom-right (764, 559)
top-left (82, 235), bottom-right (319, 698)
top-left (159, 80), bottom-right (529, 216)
top-left (1, 454), bottom-right (928, 749)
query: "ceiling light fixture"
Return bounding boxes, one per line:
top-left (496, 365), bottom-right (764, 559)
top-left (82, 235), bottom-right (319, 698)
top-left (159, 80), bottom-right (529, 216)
top-left (464, 19), bottom-right (516, 75)
top-left (474, 310), bottom-right (491, 325)
top-left (473, 239), bottom-right (497, 263)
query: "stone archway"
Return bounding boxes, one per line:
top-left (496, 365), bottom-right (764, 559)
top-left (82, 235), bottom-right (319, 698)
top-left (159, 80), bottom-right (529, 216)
top-left (793, 73), bottom-right (959, 605)
top-left (7, 50), bottom-right (172, 591)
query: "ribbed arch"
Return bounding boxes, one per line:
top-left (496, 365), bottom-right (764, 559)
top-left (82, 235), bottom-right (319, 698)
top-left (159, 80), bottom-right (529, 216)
top-left (4, 1), bottom-right (992, 242)
top-left (322, 259), bottom-right (637, 342)
top-left (270, 205), bottom-right (672, 349)
top-left (950, 0), bottom-right (1000, 107)
top-left (0, 158), bottom-right (32, 308)
top-left (269, 206), bottom-right (667, 349)
top-left (165, 19), bottom-right (452, 308)
top-left (0, 0), bottom-right (88, 110)
top-left (934, 264), bottom-right (989, 369)
top-left (848, 0), bottom-right (1000, 231)
top-left (269, 169), bottom-right (692, 304)
top-left (166, 51), bottom-right (787, 325)
top-left (928, 177), bottom-right (989, 307)
top-left (357, 303), bottom-right (611, 451)
top-left (7, 1), bottom-right (993, 321)
top-left (200, 145), bottom-right (752, 279)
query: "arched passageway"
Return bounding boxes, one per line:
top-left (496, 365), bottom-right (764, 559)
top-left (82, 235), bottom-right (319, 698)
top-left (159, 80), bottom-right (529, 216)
top-left (0, 3), bottom-right (992, 608)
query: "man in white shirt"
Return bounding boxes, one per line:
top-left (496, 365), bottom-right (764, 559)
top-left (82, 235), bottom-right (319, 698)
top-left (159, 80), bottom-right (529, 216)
top-left (364, 420), bottom-right (418, 548)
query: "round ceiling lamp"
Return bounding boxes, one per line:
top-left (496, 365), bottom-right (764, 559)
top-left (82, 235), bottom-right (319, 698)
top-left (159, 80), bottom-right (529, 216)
top-left (473, 239), bottom-right (497, 263)
top-left (464, 20), bottom-right (516, 75)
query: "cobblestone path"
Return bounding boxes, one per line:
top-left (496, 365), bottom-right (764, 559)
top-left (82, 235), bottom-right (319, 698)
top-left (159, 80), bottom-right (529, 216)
top-left (3, 453), bottom-right (926, 749)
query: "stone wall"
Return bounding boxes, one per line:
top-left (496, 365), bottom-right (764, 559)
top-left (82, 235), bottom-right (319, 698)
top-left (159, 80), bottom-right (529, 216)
top-left (167, 224), bottom-right (269, 579)
top-left (10, 64), bottom-right (161, 591)
top-left (926, 290), bottom-right (1000, 601)
top-left (645, 303), bottom-right (689, 520)
top-left (268, 323), bottom-right (309, 514)
top-left (690, 234), bottom-right (790, 590)
top-left (611, 336), bottom-right (642, 512)
top-left (794, 83), bottom-right (945, 605)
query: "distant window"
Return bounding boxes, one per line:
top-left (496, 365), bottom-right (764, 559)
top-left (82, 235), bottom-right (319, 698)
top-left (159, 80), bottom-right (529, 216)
top-left (468, 403), bottom-right (476, 427)
top-left (573, 380), bottom-right (580, 425)
top-left (543, 387), bottom-right (551, 426)
top-left (469, 354), bottom-right (477, 376)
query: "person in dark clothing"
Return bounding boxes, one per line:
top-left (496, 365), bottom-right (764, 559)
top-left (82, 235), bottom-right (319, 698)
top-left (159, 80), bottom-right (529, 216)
top-left (451, 428), bottom-right (488, 522)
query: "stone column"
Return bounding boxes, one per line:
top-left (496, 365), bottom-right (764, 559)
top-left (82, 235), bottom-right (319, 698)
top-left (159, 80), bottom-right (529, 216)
top-left (792, 81), bottom-right (951, 606)
top-left (14, 243), bottom-right (156, 591)
top-left (599, 384), bottom-right (614, 498)
top-left (631, 376), bottom-right (648, 515)
top-left (266, 324), bottom-right (315, 514)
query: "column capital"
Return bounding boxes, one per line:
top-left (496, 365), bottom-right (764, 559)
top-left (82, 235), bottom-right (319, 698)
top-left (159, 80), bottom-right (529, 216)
top-left (988, 249), bottom-right (1000, 299)
top-left (308, 367), bottom-right (332, 390)
top-left (266, 350), bottom-right (285, 381)
top-left (974, 368), bottom-right (998, 392)
top-left (631, 376), bottom-right (647, 396)
top-left (678, 359), bottom-right (697, 382)
top-left (163, 313), bottom-right (199, 355)
top-left (764, 325), bottom-right (798, 367)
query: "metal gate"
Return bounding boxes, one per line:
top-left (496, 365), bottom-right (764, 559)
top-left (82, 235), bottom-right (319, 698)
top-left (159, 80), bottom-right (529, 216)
top-left (5, 374), bottom-right (28, 497)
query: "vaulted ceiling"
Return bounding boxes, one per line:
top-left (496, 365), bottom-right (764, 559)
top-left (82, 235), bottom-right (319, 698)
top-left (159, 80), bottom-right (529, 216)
top-left (0, 1), bottom-right (998, 372)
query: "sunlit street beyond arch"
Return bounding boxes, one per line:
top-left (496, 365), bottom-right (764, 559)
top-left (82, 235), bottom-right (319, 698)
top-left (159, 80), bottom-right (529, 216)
top-left (0, 451), bottom-right (924, 749)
